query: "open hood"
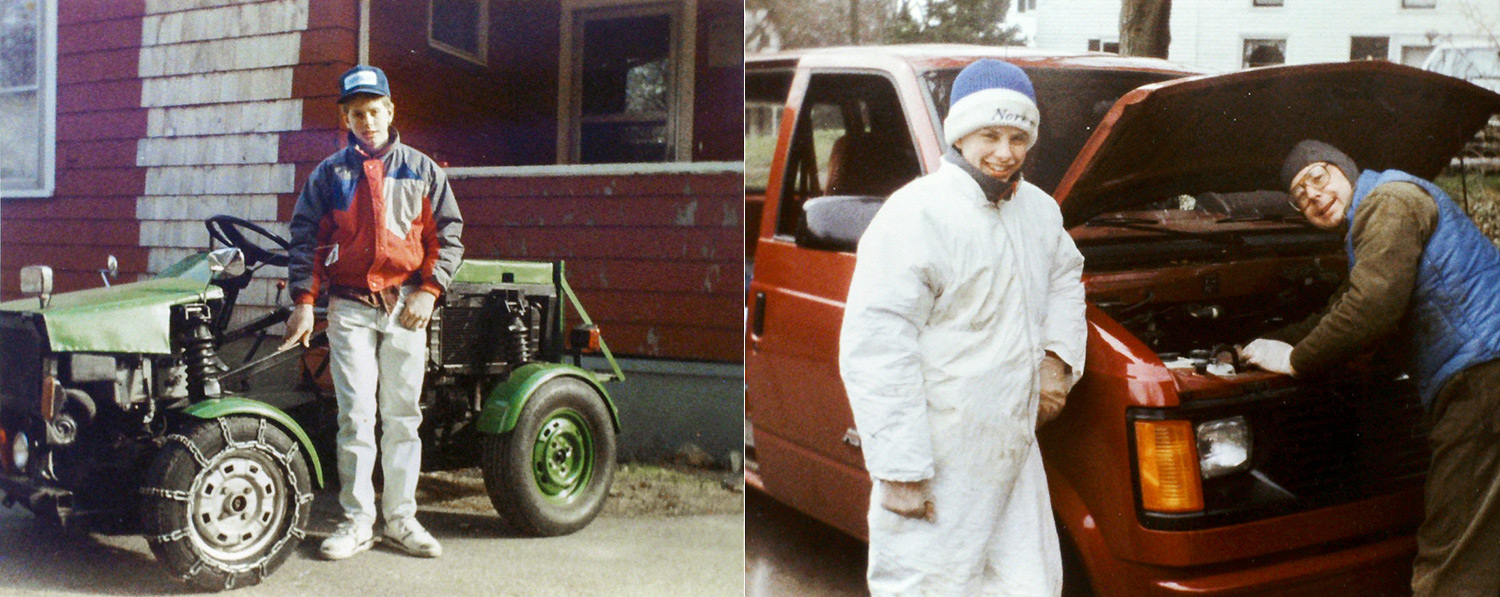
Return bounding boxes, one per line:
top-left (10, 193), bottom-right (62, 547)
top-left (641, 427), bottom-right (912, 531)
top-left (1057, 61), bottom-right (1500, 227)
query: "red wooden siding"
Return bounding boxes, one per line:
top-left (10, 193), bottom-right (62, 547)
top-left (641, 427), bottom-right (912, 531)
top-left (452, 170), bottom-right (743, 363)
top-left (2, 2), bottom-right (147, 299)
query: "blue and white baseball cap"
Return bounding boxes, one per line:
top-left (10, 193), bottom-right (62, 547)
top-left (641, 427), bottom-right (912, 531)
top-left (337, 65), bottom-right (390, 103)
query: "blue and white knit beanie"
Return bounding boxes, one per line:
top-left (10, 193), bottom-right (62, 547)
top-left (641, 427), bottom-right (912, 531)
top-left (943, 59), bottom-right (1040, 149)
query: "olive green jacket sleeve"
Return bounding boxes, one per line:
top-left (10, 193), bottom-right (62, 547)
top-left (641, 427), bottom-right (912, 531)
top-left (1277, 182), bottom-right (1438, 377)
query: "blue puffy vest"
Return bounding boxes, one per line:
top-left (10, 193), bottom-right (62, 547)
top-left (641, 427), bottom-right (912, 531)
top-left (1346, 170), bottom-right (1500, 406)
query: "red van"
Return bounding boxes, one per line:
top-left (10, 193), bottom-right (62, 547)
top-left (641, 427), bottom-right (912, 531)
top-left (744, 45), bottom-right (1500, 595)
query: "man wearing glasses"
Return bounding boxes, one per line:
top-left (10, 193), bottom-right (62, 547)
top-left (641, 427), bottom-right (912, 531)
top-left (1239, 139), bottom-right (1500, 597)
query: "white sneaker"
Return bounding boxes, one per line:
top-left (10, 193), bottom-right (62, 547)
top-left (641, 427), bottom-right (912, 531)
top-left (383, 516), bottom-right (442, 558)
top-left (320, 520), bottom-right (375, 560)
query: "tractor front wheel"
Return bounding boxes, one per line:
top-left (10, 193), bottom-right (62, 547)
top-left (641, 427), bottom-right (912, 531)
top-left (481, 377), bottom-right (616, 536)
top-left (141, 416), bottom-right (312, 591)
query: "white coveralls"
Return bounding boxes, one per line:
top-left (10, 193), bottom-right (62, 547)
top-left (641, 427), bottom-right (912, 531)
top-left (839, 160), bottom-right (1087, 596)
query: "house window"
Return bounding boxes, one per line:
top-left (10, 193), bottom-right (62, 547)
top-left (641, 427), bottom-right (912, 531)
top-left (1243, 39), bottom-right (1287, 68)
top-left (428, 0), bottom-right (488, 65)
top-left (1088, 39), bottom-right (1120, 53)
top-left (1018, 0), bottom-right (1037, 12)
top-left (1402, 45), bottom-right (1434, 67)
top-left (565, 3), bottom-right (689, 164)
top-left (1402, 0), bottom-right (1436, 8)
top-left (1351, 36), bottom-right (1390, 61)
top-left (1253, 0), bottom-right (1283, 6)
top-left (1, 0), bottom-right (55, 197)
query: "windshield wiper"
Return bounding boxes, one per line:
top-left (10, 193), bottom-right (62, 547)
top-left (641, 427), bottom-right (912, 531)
top-left (1215, 213), bottom-right (1308, 225)
top-left (1086, 216), bottom-right (1245, 244)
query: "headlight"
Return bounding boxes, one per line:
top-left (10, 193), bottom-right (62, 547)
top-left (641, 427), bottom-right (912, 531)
top-left (12, 431), bottom-right (30, 472)
top-left (1197, 416), bottom-right (1252, 479)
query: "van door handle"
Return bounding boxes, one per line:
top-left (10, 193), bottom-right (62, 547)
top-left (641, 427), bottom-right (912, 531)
top-left (751, 292), bottom-right (767, 338)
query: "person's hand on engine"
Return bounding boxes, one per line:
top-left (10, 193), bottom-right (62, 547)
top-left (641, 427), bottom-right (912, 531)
top-left (880, 479), bottom-right (936, 522)
top-left (1239, 339), bottom-right (1296, 376)
top-left (1037, 353), bottom-right (1070, 428)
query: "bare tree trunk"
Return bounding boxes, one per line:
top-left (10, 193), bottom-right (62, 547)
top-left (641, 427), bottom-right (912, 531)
top-left (1120, 0), bottom-right (1171, 58)
top-left (850, 0), bottom-right (861, 43)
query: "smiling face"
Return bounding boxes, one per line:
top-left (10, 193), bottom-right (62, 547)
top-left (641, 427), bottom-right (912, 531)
top-left (955, 125), bottom-right (1031, 180)
top-left (341, 95), bottom-right (394, 151)
top-left (1289, 162), bottom-right (1354, 229)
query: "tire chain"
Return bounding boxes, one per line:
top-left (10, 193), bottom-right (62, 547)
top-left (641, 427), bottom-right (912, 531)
top-left (151, 418), bottom-right (311, 589)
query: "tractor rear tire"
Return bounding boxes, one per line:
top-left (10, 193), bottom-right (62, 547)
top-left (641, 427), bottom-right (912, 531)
top-left (481, 377), bottom-right (616, 536)
top-left (141, 416), bottom-right (312, 591)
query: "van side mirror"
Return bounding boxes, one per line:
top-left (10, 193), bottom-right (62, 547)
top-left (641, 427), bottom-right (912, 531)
top-left (794, 195), bottom-right (886, 253)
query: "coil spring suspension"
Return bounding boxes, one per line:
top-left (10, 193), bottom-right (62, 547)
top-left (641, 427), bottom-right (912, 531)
top-left (507, 301), bottom-right (533, 364)
top-left (180, 305), bottom-right (219, 402)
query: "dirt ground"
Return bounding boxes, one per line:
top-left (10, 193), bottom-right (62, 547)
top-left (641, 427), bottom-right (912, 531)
top-left (417, 464), bottom-right (746, 518)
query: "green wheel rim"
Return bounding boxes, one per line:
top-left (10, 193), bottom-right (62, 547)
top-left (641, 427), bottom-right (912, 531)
top-left (530, 408), bottom-right (594, 503)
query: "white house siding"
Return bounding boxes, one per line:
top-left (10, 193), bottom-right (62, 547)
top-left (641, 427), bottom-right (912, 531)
top-left (135, 0), bottom-right (309, 325)
top-left (1025, 0), bottom-right (1500, 72)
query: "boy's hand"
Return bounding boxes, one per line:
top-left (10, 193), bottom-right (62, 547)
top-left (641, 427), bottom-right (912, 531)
top-left (279, 303), bottom-right (315, 351)
top-left (399, 290), bottom-right (437, 330)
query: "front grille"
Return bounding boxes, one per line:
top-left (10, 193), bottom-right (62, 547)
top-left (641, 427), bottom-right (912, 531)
top-left (1255, 378), bottom-right (1428, 502)
top-left (0, 314), bottom-right (44, 418)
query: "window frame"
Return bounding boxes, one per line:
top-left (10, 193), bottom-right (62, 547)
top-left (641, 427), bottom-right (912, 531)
top-left (1242, 37), bottom-right (1288, 68)
top-left (1252, 0), bottom-right (1284, 7)
top-left (1401, 0), bottom-right (1436, 9)
top-left (427, 0), bottom-right (490, 66)
top-left (1, 0), bottom-right (57, 199)
top-left (557, 0), bottom-right (696, 164)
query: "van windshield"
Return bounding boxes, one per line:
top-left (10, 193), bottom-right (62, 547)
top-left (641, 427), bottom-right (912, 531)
top-left (920, 66), bottom-right (1182, 194)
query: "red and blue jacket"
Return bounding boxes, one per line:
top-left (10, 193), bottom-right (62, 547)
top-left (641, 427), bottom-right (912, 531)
top-left (287, 130), bottom-right (464, 305)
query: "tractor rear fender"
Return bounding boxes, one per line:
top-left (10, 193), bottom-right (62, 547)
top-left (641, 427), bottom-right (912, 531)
top-left (477, 363), bottom-right (621, 435)
top-left (182, 397), bottom-right (325, 487)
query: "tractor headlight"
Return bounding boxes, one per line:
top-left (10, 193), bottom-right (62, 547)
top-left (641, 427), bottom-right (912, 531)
top-left (1196, 416), bottom-right (1252, 479)
top-left (12, 431), bottom-right (30, 472)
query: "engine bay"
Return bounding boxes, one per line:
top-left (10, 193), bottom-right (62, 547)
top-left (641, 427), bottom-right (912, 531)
top-left (1088, 255), bottom-right (1345, 378)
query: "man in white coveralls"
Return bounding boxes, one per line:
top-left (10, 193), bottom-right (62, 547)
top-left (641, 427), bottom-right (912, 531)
top-left (839, 58), bottom-right (1088, 596)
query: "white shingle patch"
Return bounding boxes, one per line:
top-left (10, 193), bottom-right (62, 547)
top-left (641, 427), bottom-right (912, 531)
top-left (141, 0), bottom-right (309, 46)
top-left (137, 134), bottom-right (281, 166)
top-left (147, 100), bottom-right (303, 136)
top-left (136, 194), bottom-right (280, 221)
top-left (139, 33), bottom-right (301, 77)
top-left (144, 164), bottom-right (296, 195)
top-left (142, 68), bottom-right (295, 107)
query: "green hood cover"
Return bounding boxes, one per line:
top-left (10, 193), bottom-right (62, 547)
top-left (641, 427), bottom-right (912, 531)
top-left (0, 254), bottom-right (225, 354)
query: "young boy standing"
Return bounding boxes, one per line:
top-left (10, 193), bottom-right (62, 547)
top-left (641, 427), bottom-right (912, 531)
top-left (281, 65), bottom-right (464, 560)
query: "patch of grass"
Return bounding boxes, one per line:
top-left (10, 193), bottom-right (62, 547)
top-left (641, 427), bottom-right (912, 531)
top-left (1437, 169), bottom-right (1500, 248)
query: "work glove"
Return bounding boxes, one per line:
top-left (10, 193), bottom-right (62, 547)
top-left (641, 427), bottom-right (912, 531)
top-left (1037, 354), bottom-right (1070, 428)
top-left (879, 479), bottom-right (935, 522)
top-left (1239, 339), bottom-right (1296, 376)
top-left (278, 303), bottom-right (315, 351)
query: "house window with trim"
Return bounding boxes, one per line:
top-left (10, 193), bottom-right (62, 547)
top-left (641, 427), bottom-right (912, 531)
top-left (1, 0), bottom-right (55, 197)
top-left (567, 3), bottom-right (687, 164)
top-left (1402, 0), bottom-right (1436, 8)
top-left (1088, 39), bottom-right (1120, 53)
top-left (428, 0), bottom-right (488, 65)
top-left (1243, 39), bottom-right (1287, 68)
top-left (1253, 0), bottom-right (1283, 6)
top-left (1351, 36), bottom-right (1390, 61)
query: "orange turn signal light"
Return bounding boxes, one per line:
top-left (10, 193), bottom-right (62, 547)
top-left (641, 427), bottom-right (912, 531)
top-left (0, 427), bottom-right (10, 474)
top-left (1135, 419), bottom-right (1205, 513)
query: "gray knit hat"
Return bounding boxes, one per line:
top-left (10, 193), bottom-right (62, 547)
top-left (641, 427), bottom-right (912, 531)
top-left (1279, 140), bottom-right (1359, 191)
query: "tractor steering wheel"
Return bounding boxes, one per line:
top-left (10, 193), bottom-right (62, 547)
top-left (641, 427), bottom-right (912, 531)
top-left (205, 215), bottom-right (291, 268)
